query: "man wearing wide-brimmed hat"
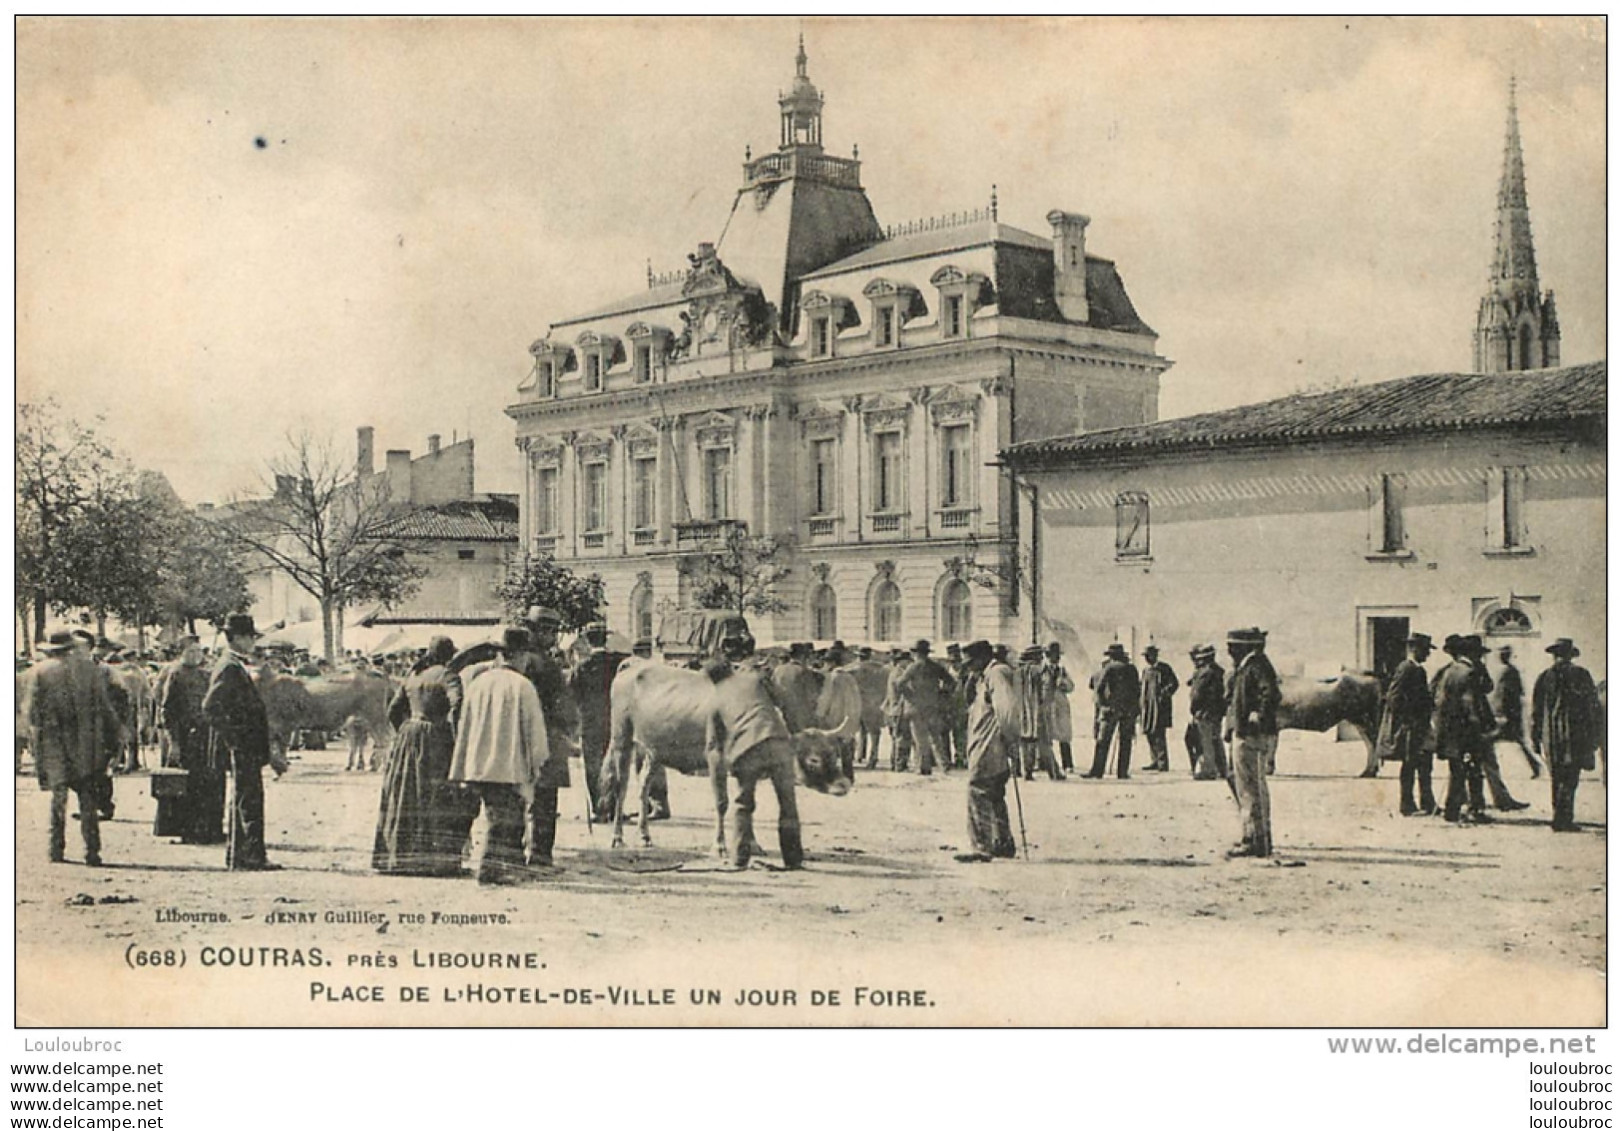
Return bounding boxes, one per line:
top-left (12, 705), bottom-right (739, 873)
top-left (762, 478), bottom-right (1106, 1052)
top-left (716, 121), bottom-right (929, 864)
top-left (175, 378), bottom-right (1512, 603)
top-left (27, 629), bottom-right (124, 866)
top-left (1139, 645), bottom-right (1180, 773)
top-left (1432, 633), bottom-right (1492, 825)
top-left (202, 613), bottom-right (281, 870)
top-left (1184, 644), bottom-right (1227, 782)
top-left (1462, 635), bottom-right (1530, 814)
top-left (1086, 642), bottom-right (1139, 779)
top-left (1379, 631), bottom-right (1437, 816)
top-left (1224, 627), bottom-right (1280, 858)
top-left (1532, 638), bottom-right (1603, 832)
top-left (960, 640), bottom-right (1020, 860)
top-left (896, 639), bottom-right (955, 776)
top-left (1016, 644), bottom-right (1061, 781)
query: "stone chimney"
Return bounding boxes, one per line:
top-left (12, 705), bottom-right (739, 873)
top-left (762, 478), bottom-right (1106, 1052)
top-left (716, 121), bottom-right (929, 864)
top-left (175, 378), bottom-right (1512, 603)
top-left (427, 433), bottom-right (441, 455)
top-left (356, 425), bottom-right (375, 477)
top-left (1046, 210), bottom-right (1091, 323)
top-left (385, 449), bottom-right (412, 502)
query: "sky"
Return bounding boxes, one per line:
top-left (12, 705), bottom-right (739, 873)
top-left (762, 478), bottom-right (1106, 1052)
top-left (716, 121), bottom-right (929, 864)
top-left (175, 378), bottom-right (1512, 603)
top-left (16, 16), bottom-right (1606, 504)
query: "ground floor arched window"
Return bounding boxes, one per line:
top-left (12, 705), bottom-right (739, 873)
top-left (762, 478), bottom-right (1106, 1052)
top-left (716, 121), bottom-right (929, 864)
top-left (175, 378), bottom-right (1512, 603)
top-left (630, 583), bottom-right (654, 644)
top-left (810, 583), bottom-right (838, 640)
top-left (871, 580), bottom-right (902, 641)
top-left (940, 577), bottom-right (972, 641)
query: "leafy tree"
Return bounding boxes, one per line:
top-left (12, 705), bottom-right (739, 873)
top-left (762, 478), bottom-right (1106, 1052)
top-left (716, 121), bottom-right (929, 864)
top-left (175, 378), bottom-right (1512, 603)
top-left (50, 476), bottom-right (167, 641)
top-left (154, 512), bottom-right (255, 637)
top-left (689, 525), bottom-right (791, 617)
top-left (210, 431), bottom-right (427, 661)
top-left (494, 552), bottom-right (605, 631)
top-left (15, 400), bottom-right (117, 649)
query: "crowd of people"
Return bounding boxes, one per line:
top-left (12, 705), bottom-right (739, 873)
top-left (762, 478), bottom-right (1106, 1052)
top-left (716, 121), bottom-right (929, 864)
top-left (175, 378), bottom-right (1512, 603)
top-left (17, 605), bottom-right (1606, 879)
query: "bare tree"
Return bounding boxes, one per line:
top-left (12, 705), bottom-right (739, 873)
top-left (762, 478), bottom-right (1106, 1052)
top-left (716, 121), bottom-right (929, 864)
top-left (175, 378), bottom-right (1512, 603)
top-left (212, 431), bottom-right (426, 661)
top-left (690, 525), bottom-right (791, 617)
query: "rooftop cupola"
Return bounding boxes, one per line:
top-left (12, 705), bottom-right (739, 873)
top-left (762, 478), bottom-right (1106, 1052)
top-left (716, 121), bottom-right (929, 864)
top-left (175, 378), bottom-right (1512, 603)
top-left (779, 34), bottom-right (825, 150)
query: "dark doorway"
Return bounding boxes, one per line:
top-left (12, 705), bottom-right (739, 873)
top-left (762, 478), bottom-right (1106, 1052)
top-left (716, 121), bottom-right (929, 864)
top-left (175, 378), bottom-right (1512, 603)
top-left (1369, 616), bottom-right (1411, 686)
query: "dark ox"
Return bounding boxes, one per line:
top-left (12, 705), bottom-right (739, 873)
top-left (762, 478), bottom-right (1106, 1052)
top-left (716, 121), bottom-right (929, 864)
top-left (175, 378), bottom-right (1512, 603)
top-left (1276, 671), bottom-right (1384, 777)
top-left (259, 670), bottom-right (394, 756)
top-left (603, 659), bottom-right (851, 855)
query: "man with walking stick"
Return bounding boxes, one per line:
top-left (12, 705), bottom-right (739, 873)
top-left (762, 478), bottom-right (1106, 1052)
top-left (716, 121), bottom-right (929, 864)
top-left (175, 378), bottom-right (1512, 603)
top-left (958, 640), bottom-right (1025, 862)
top-left (203, 614), bottom-right (284, 871)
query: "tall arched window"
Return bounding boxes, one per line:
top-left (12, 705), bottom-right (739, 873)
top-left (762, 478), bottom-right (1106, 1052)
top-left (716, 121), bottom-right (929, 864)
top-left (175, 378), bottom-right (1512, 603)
top-left (810, 584), bottom-right (838, 640)
top-left (940, 578), bottom-right (972, 641)
top-left (871, 580), bottom-right (902, 642)
top-left (1518, 323), bottom-right (1535, 371)
top-left (630, 583), bottom-right (654, 645)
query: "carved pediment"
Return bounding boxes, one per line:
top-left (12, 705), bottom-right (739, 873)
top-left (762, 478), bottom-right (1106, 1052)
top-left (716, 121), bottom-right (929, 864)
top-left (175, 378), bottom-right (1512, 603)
top-left (574, 432), bottom-right (612, 463)
top-left (624, 423), bottom-right (661, 459)
top-left (691, 410), bottom-right (737, 448)
top-left (860, 392), bottom-right (912, 431)
top-left (928, 384), bottom-right (982, 424)
top-left (625, 321), bottom-right (671, 341)
top-left (530, 438), bottom-right (565, 468)
top-left (797, 401), bottom-right (845, 441)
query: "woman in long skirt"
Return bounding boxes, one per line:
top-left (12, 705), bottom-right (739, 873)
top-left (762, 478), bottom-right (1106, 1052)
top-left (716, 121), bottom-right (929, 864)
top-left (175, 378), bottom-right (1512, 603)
top-left (372, 637), bottom-right (464, 876)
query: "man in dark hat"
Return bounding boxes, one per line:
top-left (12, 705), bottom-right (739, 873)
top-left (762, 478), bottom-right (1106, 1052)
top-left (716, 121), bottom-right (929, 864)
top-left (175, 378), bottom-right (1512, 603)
top-left (944, 642), bottom-right (968, 769)
top-left (771, 641), bottom-right (822, 734)
top-left (202, 614), bottom-right (281, 869)
top-left (1432, 633), bottom-right (1492, 825)
top-left (815, 641), bottom-right (863, 781)
top-left (72, 630), bottom-right (118, 820)
top-left (1532, 639), bottom-right (1603, 832)
top-left (27, 629), bottom-right (123, 866)
top-left (1016, 644), bottom-right (1061, 780)
top-left (851, 646), bottom-right (888, 770)
top-left (1224, 627), bottom-right (1280, 858)
top-left (1086, 643), bottom-right (1140, 779)
top-left (883, 649), bottom-right (913, 771)
top-left (570, 621), bottom-right (630, 822)
top-left (1490, 644), bottom-right (1543, 779)
top-left (1139, 645), bottom-right (1180, 772)
top-left (510, 610), bottom-right (578, 867)
top-left (160, 635), bottom-right (224, 843)
top-left (1184, 644), bottom-right (1228, 782)
top-left (960, 640), bottom-right (1020, 860)
top-left (1379, 632), bottom-right (1437, 816)
top-left (897, 639), bottom-right (954, 775)
top-left (1462, 635), bottom-right (1530, 813)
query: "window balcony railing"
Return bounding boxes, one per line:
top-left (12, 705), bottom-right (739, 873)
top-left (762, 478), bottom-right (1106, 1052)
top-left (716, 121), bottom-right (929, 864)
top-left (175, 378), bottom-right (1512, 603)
top-left (675, 518), bottom-right (746, 546)
top-left (869, 513), bottom-right (903, 534)
top-left (807, 516), bottom-right (837, 538)
top-left (531, 534), bottom-right (559, 554)
top-left (582, 531), bottom-right (607, 550)
top-left (632, 528), bottom-right (658, 546)
top-left (938, 507), bottom-right (976, 530)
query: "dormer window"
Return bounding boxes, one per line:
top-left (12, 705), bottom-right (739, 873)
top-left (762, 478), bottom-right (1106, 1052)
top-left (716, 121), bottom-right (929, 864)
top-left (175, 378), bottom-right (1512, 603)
top-left (811, 317), bottom-right (831, 357)
top-left (575, 331), bottom-right (623, 394)
top-left (862, 278), bottom-right (925, 350)
top-left (929, 266), bottom-right (992, 341)
top-left (625, 322), bottom-right (671, 385)
top-left (526, 340), bottom-right (574, 400)
top-left (800, 290), bottom-right (857, 359)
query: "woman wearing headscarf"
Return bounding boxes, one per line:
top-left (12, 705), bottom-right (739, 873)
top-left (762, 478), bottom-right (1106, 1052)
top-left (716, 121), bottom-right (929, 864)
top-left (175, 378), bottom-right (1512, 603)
top-left (372, 636), bottom-right (464, 876)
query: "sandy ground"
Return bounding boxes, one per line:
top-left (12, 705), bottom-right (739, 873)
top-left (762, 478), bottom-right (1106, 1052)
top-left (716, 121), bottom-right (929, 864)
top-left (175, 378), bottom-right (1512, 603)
top-left (15, 732), bottom-right (1606, 1027)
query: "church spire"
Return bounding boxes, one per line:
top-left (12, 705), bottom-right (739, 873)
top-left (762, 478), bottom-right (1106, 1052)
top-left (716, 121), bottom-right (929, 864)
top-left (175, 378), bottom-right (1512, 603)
top-left (1475, 78), bottom-right (1559, 373)
top-left (1490, 76), bottom-right (1537, 289)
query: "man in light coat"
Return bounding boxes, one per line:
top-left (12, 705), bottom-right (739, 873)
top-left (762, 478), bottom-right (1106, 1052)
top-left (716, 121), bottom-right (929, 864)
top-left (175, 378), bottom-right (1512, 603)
top-left (706, 634), bottom-right (802, 870)
top-left (1043, 642), bottom-right (1077, 773)
top-left (29, 630), bottom-right (124, 866)
top-left (815, 642), bottom-right (863, 782)
top-left (450, 634), bottom-right (551, 884)
top-left (961, 640), bottom-right (1021, 860)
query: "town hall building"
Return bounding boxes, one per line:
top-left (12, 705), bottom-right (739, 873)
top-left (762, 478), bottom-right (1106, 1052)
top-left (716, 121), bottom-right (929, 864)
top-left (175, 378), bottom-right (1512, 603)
top-left (506, 40), bottom-right (1169, 646)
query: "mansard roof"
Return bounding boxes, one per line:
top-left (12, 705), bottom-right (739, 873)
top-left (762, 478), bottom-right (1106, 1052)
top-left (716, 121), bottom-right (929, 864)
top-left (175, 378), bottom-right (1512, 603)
top-left (1002, 361), bottom-right (1607, 467)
